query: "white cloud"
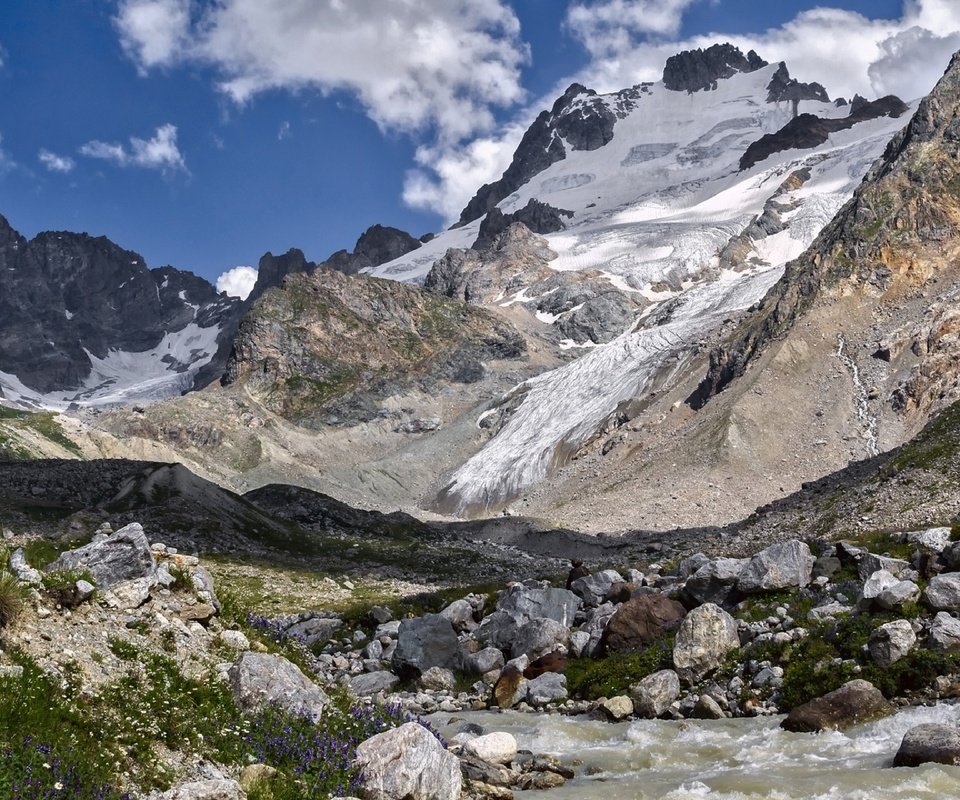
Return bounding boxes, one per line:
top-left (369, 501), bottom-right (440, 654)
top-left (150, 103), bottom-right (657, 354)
top-left (79, 123), bottom-right (188, 173)
top-left (115, 0), bottom-right (529, 145)
top-left (277, 121), bottom-right (291, 141)
top-left (38, 149), bottom-right (75, 173)
top-left (868, 26), bottom-right (960, 99)
top-left (567, 0), bottom-right (701, 57)
top-left (216, 265), bottom-right (258, 300)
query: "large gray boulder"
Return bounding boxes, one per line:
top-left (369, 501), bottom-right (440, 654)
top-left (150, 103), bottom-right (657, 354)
top-left (439, 599), bottom-right (476, 632)
top-left (781, 680), bottom-right (894, 732)
top-left (393, 614), bottom-right (459, 678)
top-left (511, 618), bottom-right (569, 660)
top-left (46, 523), bottom-right (156, 589)
top-left (496, 585), bottom-right (581, 627)
top-left (355, 722), bottom-right (462, 800)
top-left (570, 570), bottom-right (624, 607)
top-left (876, 580), bottom-right (920, 611)
top-left (902, 527), bottom-right (952, 555)
top-left (286, 616), bottom-right (342, 646)
top-left (737, 541), bottom-right (814, 594)
top-left (868, 620), bottom-right (916, 668)
top-left (684, 558), bottom-right (748, 606)
top-left (925, 573), bottom-right (960, 611)
top-left (525, 672), bottom-right (568, 706)
top-left (462, 646), bottom-right (505, 675)
top-left (856, 553), bottom-right (911, 581)
top-left (672, 603), bottom-right (739, 684)
top-left (229, 652), bottom-right (329, 718)
top-left (894, 723), bottom-right (960, 767)
top-left (350, 671), bottom-right (400, 697)
top-left (631, 669), bottom-right (680, 718)
top-left (861, 569), bottom-right (899, 603)
top-left (929, 612), bottom-right (960, 650)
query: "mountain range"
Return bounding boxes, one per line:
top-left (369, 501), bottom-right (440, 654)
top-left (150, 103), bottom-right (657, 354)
top-left (3, 42), bottom-right (960, 544)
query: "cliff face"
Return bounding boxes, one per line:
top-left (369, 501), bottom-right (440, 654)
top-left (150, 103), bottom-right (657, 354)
top-left (223, 268), bottom-right (526, 426)
top-left (689, 52), bottom-right (960, 411)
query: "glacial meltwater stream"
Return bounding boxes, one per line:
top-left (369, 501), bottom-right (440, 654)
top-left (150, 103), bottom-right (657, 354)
top-left (436, 703), bottom-right (960, 799)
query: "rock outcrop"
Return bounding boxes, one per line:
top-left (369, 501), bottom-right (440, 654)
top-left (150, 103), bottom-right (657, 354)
top-left (662, 43), bottom-right (767, 93)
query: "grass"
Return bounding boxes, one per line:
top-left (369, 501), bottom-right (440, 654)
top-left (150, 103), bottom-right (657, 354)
top-left (566, 637), bottom-right (675, 700)
top-left (0, 407), bottom-right (82, 459)
top-left (0, 571), bottom-right (26, 628)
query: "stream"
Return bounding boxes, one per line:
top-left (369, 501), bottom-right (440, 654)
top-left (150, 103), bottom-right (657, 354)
top-left (435, 703), bottom-right (960, 799)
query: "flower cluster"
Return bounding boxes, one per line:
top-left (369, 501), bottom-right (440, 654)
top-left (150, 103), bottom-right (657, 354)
top-left (0, 737), bottom-right (130, 800)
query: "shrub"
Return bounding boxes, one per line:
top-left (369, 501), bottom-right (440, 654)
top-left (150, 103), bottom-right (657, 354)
top-left (0, 572), bottom-right (26, 628)
top-left (566, 637), bottom-right (675, 700)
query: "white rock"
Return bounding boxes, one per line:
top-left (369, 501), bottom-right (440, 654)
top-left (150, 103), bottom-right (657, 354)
top-left (462, 732), bottom-right (518, 766)
top-left (356, 722), bottom-right (462, 800)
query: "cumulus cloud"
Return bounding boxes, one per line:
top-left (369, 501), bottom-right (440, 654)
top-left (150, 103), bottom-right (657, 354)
top-left (38, 149), bottom-right (75, 173)
top-left (868, 26), bottom-right (960, 99)
top-left (567, 0), bottom-right (702, 57)
top-left (216, 265), bottom-right (258, 300)
top-left (115, 0), bottom-right (529, 145)
top-left (79, 123), bottom-right (188, 173)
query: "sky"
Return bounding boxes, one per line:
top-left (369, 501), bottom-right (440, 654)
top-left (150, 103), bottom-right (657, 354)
top-left (1, 0), bottom-right (959, 299)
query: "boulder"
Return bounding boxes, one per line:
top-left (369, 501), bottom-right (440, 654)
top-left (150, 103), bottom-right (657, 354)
top-left (569, 631), bottom-right (591, 658)
top-left (160, 780), bottom-right (244, 799)
top-left (780, 680), bottom-right (894, 732)
top-left (893, 723), bottom-right (960, 767)
top-left (672, 603), bottom-right (739, 684)
top-left (9, 549), bottom-right (41, 585)
top-left (868, 620), bottom-right (916, 668)
top-left (525, 672), bottom-right (568, 706)
top-left (600, 695), bottom-right (634, 720)
top-left (692, 694), bottom-right (725, 720)
top-left (737, 541), bottom-right (814, 594)
top-left (861, 569), bottom-right (899, 603)
top-left (355, 722), bottom-right (462, 800)
top-left (684, 558), bottom-right (747, 606)
top-left (492, 665), bottom-right (527, 709)
top-left (350, 671), bottom-right (400, 696)
top-left (440, 599), bottom-right (476, 632)
top-left (857, 553), bottom-right (911, 581)
top-left (600, 595), bottom-right (687, 654)
top-left (902, 527), bottom-right (952, 555)
top-left (876, 581), bottom-right (921, 611)
top-left (475, 611), bottom-right (521, 652)
top-left (420, 667), bottom-right (457, 692)
top-left (511, 618), bottom-right (569, 660)
top-left (929, 612), bottom-right (960, 651)
top-left (925, 573), bottom-right (960, 611)
top-left (393, 614), bottom-right (459, 678)
top-left (46, 523), bottom-right (156, 589)
top-left (229, 652), bottom-right (329, 718)
top-left (582, 602), bottom-right (617, 657)
top-left (523, 651), bottom-right (567, 679)
top-left (462, 732), bottom-right (517, 766)
top-left (191, 565), bottom-right (221, 611)
top-left (631, 669), bottom-right (680, 718)
top-left (105, 577), bottom-right (153, 610)
top-left (285, 616), bottom-right (342, 646)
top-left (570, 570), bottom-right (624, 607)
top-left (463, 647), bottom-right (505, 675)
top-left (496, 585), bottom-right (581, 627)
top-left (219, 630), bottom-right (250, 651)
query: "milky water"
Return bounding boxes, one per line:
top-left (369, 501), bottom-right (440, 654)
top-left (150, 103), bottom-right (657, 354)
top-left (435, 704), bottom-right (960, 799)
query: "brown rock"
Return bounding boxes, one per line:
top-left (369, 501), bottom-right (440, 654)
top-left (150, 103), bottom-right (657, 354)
top-left (603, 582), bottom-right (641, 605)
top-left (180, 603), bottom-right (217, 624)
top-left (523, 651), bottom-right (567, 679)
top-left (781, 680), bottom-right (894, 732)
top-left (492, 665), bottom-right (527, 709)
top-left (600, 595), bottom-right (687, 654)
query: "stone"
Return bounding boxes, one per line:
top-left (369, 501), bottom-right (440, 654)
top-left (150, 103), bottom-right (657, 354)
top-left (517, 771), bottom-right (566, 791)
top-left (894, 723), bottom-right (960, 767)
top-left (219, 630), bottom-right (250, 650)
top-left (857, 554), bottom-right (911, 581)
top-left (523, 651), bottom-right (567, 679)
top-left (672, 603), bottom-right (739, 684)
top-left (350, 671), bottom-right (400, 696)
top-left (570, 570), bottom-right (624, 607)
top-left (9, 549), bottom-right (41, 585)
top-left (600, 595), bottom-right (687, 654)
top-left (161, 780), bottom-right (243, 799)
top-left (420, 667), bottom-right (457, 692)
top-left (600, 695), bottom-right (634, 720)
top-left (73, 579), bottom-right (95, 604)
top-left (925, 573), bottom-right (960, 611)
top-left (876, 581), bottom-right (921, 611)
top-left (355, 722), bottom-right (462, 800)
top-left (370, 605), bottom-right (393, 624)
top-left (692, 694), bottom-right (725, 720)
top-left (569, 631), bottom-right (590, 658)
top-left (462, 732), bottom-right (518, 766)
top-left (780, 680), bottom-right (894, 732)
top-left (861, 569), bottom-right (899, 603)
top-left (47, 523), bottom-right (156, 589)
top-left (929, 612), bottom-right (960, 650)
top-left (511, 618), bottom-right (569, 660)
top-left (190, 566), bottom-right (221, 611)
top-left (463, 647), bottom-right (505, 675)
top-left (496, 585), bottom-right (581, 627)
top-left (903, 527), bottom-right (952, 554)
top-left (393, 614), bottom-right (459, 678)
top-left (631, 669), bottom-right (680, 718)
top-left (104, 577), bottom-right (153, 610)
top-left (286, 616), bottom-right (342, 646)
top-left (440, 599), bottom-right (476, 632)
top-left (525, 672), bottom-right (567, 706)
top-left (737, 541), bottom-right (815, 594)
top-left (181, 603), bottom-right (217, 624)
top-left (868, 620), bottom-right (916, 668)
top-left (492, 665), bottom-right (527, 709)
top-left (684, 558), bottom-right (748, 606)
top-left (229, 652), bottom-right (329, 718)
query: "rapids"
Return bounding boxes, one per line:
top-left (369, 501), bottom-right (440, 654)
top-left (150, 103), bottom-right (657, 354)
top-left (435, 703), bottom-right (960, 799)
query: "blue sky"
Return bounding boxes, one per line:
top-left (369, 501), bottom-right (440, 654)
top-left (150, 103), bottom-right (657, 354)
top-left (0, 0), bottom-right (957, 296)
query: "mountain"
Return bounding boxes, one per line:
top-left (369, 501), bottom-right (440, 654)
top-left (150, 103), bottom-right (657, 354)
top-left (0, 214), bottom-right (240, 408)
